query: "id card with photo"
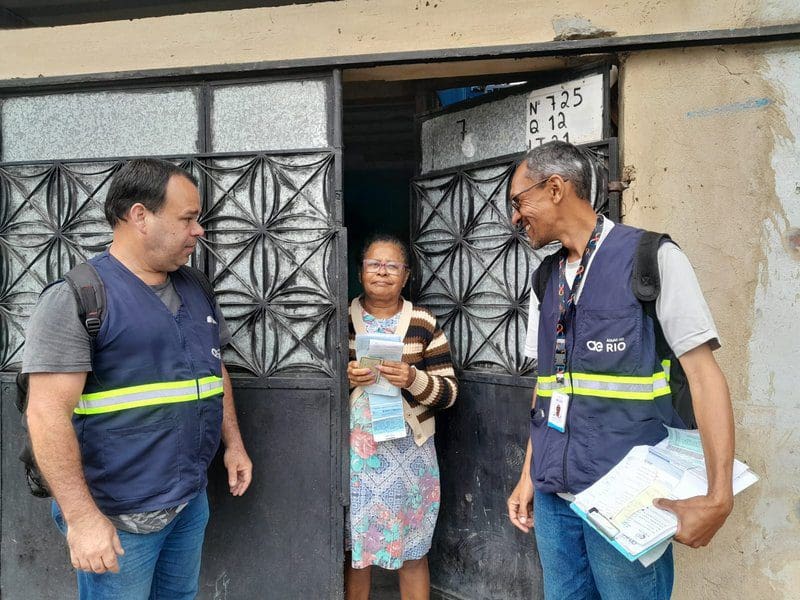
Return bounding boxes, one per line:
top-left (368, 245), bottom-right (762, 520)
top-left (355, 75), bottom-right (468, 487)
top-left (547, 391), bottom-right (570, 432)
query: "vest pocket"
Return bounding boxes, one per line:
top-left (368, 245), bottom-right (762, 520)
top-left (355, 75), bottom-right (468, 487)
top-left (100, 419), bottom-right (180, 502)
top-left (574, 306), bottom-right (642, 375)
top-left (530, 404), bottom-right (563, 489)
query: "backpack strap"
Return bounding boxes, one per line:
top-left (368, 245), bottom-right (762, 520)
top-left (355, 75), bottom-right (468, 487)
top-left (631, 231), bottom-right (673, 304)
top-left (63, 262), bottom-right (105, 341)
top-left (178, 265), bottom-right (217, 309)
top-left (532, 249), bottom-right (563, 306)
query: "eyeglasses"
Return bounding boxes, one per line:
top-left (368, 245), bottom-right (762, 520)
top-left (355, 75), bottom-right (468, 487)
top-left (362, 259), bottom-right (407, 275)
top-left (509, 175), bottom-right (567, 212)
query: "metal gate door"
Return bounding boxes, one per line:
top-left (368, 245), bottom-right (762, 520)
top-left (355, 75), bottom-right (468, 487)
top-left (411, 66), bottom-right (619, 600)
top-left (0, 72), bottom-right (348, 599)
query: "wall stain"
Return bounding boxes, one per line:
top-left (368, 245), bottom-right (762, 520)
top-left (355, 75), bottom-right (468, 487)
top-left (685, 97), bottom-right (771, 118)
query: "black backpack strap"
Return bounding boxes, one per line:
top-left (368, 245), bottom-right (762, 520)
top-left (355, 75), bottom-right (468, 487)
top-left (63, 262), bottom-right (105, 341)
top-left (179, 265), bottom-right (217, 308)
top-left (631, 231), bottom-right (673, 304)
top-left (532, 249), bottom-right (563, 305)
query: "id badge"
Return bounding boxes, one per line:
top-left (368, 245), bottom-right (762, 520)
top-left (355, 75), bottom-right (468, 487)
top-left (547, 391), bottom-right (570, 432)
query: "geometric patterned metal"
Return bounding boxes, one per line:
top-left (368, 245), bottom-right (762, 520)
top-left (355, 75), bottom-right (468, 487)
top-left (195, 153), bottom-right (338, 378)
top-left (0, 153), bottom-right (338, 377)
top-left (411, 145), bottom-right (615, 376)
top-left (412, 160), bottom-right (541, 376)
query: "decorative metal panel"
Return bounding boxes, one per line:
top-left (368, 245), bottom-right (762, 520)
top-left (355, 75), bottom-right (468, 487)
top-left (0, 153), bottom-right (338, 377)
top-left (412, 145), bottom-right (614, 375)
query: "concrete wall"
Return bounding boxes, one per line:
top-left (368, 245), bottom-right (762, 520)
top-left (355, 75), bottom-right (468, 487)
top-left (620, 41), bottom-right (800, 599)
top-left (0, 0), bottom-right (799, 81)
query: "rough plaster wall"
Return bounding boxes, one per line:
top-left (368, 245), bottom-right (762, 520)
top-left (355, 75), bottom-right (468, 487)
top-left (620, 42), bottom-right (799, 599)
top-left (1, 0), bottom-right (798, 81)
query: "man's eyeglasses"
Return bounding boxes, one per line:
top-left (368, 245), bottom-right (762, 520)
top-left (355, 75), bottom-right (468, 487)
top-left (509, 175), bottom-right (566, 212)
top-left (362, 259), bottom-right (407, 275)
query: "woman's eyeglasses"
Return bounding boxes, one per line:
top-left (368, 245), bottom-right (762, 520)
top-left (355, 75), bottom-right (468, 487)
top-left (362, 259), bottom-right (407, 275)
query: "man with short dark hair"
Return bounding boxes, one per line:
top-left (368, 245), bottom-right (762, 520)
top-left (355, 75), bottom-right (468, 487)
top-left (506, 141), bottom-right (734, 599)
top-left (23, 158), bottom-right (252, 599)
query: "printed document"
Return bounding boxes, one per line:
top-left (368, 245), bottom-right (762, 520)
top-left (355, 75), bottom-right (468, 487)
top-left (570, 427), bottom-right (758, 564)
top-left (355, 333), bottom-right (407, 442)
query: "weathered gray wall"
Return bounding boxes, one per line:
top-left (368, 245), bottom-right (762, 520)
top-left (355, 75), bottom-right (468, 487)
top-left (1, 0), bottom-right (799, 81)
top-left (620, 41), bottom-right (800, 598)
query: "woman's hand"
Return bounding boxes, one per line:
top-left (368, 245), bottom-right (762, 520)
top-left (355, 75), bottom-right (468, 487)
top-left (378, 360), bottom-right (416, 389)
top-left (348, 361), bottom-right (376, 388)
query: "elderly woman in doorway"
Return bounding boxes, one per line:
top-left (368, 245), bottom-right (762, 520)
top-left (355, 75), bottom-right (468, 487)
top-left (345, 233), bottom-right (458, 600)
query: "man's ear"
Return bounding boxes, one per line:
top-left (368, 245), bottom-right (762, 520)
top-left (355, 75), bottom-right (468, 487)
top-left (128, 203), bottom-right (149, 232)
top-left (549, 175), bottom-right (568, 205)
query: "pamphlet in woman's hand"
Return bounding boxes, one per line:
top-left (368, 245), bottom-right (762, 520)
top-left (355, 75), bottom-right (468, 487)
top-left (355, 334), bottom-right (408, 442)
top-left (355, 333), bottom-right (405, 397)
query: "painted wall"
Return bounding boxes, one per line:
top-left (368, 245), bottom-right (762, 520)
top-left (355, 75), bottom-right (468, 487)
top-left (1, 0), bottom-right (799, 81)
top-left (620, 41), bottom-right (800, 598)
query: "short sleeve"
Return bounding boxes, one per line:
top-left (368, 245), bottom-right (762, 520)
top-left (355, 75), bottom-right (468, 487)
top-left (22, 282), bottom-right (93, 373)
top-left (655, 243), bottom-right (720, 357)
top-left (524, 282), bottom-right (540, 360)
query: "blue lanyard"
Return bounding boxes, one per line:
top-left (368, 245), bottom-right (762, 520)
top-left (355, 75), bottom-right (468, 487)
top-left (554, 215), bottom-right (604, 384)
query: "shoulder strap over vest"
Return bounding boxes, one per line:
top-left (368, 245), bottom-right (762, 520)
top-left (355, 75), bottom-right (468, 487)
top-left (631, 231), bottom-right (673, 303)
top-left (61, 262), bottom-right (217, 342)
top-left (63, 261), bottom-right (105, 341)
top-left (630, 232), bottom-right (696, 429)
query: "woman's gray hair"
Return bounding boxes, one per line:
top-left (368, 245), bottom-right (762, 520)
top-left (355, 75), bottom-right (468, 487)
top-left (523, 141), bottom-right (597, 206)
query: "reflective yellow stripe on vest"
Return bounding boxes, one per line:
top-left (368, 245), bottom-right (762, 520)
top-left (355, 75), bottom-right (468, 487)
top-left (537, 372), bottom-right (670, 401)
top-left (75, 376), bottom-right (224, 415)
top-left (661, 359), bottom-right (672, 382)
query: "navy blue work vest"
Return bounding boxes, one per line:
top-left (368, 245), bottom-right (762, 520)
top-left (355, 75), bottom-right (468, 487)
top-left (74, 252), bottom-right (224, 514)
top-left (531, 223), bottom-right (678, 494)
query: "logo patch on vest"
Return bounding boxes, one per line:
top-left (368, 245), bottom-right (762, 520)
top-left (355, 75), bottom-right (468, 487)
top-left (211, 348), bottom-right (221, 359)
top-left (586, 337), bottom-right (627, 353)
top-left (206, 315), bottom-right (218, 325)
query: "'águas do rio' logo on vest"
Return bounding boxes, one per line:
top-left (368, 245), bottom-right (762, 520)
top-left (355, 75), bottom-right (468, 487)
top-left (586, 338), bottom-right (627, 353)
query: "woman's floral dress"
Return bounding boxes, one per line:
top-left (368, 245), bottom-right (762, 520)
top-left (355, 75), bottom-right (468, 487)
top-left (345, 310), bottom-right (441, 570)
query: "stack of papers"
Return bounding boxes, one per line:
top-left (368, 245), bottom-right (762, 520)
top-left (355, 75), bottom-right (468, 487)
top-left (355, 333), bottom-right (406, 442)
top-left (570, 427), bottom-right (758, 564)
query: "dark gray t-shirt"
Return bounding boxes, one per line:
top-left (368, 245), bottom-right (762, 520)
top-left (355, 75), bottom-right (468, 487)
top-left (22, 276), bottom-right (231, 533)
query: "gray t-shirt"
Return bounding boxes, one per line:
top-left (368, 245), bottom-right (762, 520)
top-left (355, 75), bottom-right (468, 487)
top-left (22, 276), bottom-right (231, 533)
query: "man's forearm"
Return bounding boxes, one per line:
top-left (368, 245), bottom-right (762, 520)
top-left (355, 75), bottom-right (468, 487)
top-left (692, 367), bottom-right (734, 501)
top-left (520, 387), bottom-right (538, 481)
top-left (220, 364), bottom-right (245, 449)
top-left (27, 374), bottom-right (101, 525)
top-left (682, 345), bottom-right (735, 502)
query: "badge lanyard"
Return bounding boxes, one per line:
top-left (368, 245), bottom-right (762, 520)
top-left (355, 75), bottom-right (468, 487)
top-left (554, 215), bottom-right (604, 385)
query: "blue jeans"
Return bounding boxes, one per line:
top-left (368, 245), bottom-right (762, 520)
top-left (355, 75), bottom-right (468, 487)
top-left (52, 492), bottom-right (209, 600)
top-left (534, 490), bottom-right (674, 600)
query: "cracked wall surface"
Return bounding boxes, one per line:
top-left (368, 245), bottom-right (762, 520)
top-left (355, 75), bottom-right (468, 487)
top-left (620, 42), bottom-right (799, 599)
top-left (1, 0), bottom-right (799, 81)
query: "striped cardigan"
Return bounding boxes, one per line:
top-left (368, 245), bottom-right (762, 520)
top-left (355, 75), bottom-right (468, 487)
top-left (349, 297), bottom-right (458, 446)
